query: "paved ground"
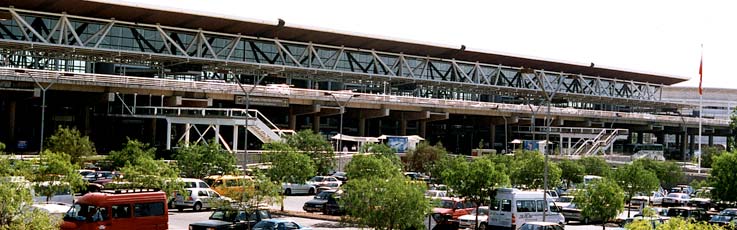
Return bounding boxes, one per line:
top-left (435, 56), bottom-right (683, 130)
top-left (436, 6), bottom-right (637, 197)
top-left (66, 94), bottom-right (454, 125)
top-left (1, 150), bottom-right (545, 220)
top-left (170, 194), bottom-right (638, 230)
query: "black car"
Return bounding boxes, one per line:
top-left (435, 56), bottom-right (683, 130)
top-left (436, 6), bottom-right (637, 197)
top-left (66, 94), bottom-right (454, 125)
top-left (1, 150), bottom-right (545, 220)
top-left (189, 209), bottom-right (271, 230)
top-left (664, 207), bottom-right (709, 222)
top-left (324, 192), bottom-right (345, 215)
top-left (303, 190), bottom-right (339, 213)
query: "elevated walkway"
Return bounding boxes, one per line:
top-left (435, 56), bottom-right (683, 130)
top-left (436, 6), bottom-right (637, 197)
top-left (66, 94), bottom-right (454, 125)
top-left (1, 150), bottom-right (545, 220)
top-left (515, 127), bottom-right (628, 156)
top-left (107, 104), bottom-right (292, 152)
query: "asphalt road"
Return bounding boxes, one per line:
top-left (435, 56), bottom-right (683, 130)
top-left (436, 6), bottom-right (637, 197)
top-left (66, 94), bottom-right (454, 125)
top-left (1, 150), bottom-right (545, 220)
top-left (170, 194), bottom-right (637, 230)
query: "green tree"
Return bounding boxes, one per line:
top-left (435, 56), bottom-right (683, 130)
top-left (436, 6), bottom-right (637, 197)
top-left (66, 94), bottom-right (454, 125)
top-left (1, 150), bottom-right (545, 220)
top-left (342, 176), bottom-right (430, 230)
top-left (0, 141), bottom-right (5, 152)
top-left (284, 130), bottom-right (335, 175)
top-left (404, 142), bottom-right (448, 175)
top-left (635, 158), bottom-right (683, 189)
top-left (263, 142), bottom-right (316, 211)
top-left (116, 154), bottom-right (183, 196)
top-left (579, 156), bottom-right (611, 177)
top-left (173, 140), bottom-right (237, 178)
top-left (509, 151), bottom-right (561, 189)
top-left (107, 139), bottom-right (156, 170)
top-left (711, 151), bottom-right (737, 203)
top-left (482, 153), bottom-right (514, 175)
top-left (574, 178), bottom-right (625, 229)
top-left (558, 159), bottom-right (584, 188)
top-left (699, 146), bottom-right (723, 168)
top-left (443, 157), bottom-right (509, 229)
top-left (0, 181), bottom-right (60, 230)
top-left (216, 171), bottom-right (282, 230)
top-left (428, 155), bottom-right (467, 184)
top-left (612, 162), bottom-right (659, 217)
top-left (627, 217), bottom-right (728, 230)
top-left (345, 155), bottom-right (402, 181)
top-left (729, 107), bottom-right (737, 150)
top-left (360, 143), bottom-right (402, 167)
top-left (45, 126), bottom-right (96, 165)
top-left (35, 150), bottom-right (86, 203)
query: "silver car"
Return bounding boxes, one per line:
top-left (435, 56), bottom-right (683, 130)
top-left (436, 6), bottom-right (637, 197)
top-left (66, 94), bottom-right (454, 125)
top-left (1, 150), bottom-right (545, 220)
top-left (174, 188), bottom-right (230, 211)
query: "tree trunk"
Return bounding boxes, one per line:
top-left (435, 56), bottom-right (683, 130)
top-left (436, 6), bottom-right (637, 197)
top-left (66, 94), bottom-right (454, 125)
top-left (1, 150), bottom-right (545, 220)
top-left (280, 194), bottom-right (285, 212)
top-left (627, 195), bottom-right (631, 218)
top-left (475, 205), bottom-right (480, 230)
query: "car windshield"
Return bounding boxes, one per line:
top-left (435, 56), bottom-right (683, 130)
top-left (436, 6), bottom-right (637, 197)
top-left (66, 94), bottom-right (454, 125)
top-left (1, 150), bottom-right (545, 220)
top-left (711, 215), bottom-right (733, 222)
top-left (519, 224), bottom-right (547, 230)
top-left (470, 208), bottom-right (489, 215)
top-left (209, 210), bottom-right (237, 221)
top-left (722, 209), bottom-right (737, 216)
top-left (438, 200), bottom-right (455, 209)
top-left (309, 176), bottom-right (324, 182)
top-left (667, 193), bottom-right (682, 198)
top-left (253, 221), bottom-right (277, 230)
top-left (314, 191), bottom-right (334, 200)
top-left (64, 203), bottom-right (96, 221)
top-left (666, 209), bottom-right (691, 217)
top-left (558, 197), bottom-right (573, 202)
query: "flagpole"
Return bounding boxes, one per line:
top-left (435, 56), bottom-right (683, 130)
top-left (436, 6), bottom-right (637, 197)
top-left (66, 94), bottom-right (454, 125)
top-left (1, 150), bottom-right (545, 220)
top-left (698, 44), bottom-right (703, 174)
top-left (698, 92), bottom-right (702, 174)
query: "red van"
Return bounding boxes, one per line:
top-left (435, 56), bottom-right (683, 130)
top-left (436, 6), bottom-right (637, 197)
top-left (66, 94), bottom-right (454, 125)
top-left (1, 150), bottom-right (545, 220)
top-left (60, 189), bottom-right (168, 230)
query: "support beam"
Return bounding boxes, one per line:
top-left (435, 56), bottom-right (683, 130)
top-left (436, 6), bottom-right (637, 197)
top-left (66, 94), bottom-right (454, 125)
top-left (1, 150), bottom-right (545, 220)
top-left (312, 115), bottom-right (320, 132)
top-left (7, 101), bottom-right (15, 143)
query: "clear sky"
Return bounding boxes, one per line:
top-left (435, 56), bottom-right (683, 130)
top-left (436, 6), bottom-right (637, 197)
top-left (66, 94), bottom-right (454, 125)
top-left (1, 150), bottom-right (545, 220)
top-left (116, 0), bottom-right (736, 89)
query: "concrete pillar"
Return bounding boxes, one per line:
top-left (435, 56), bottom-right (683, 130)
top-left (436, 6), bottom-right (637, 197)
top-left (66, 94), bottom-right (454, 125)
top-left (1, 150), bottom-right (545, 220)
top-left (636, 132), bottom-right (644, 144)
top-left (675, 134), bottom-right (681, 147)
top-left (359, 118), bottom-right (367, 136)
top-left (312, 115), bottom-right (320, 133)
top-left (419, 120), bottom-right (427, 138)
top-left (7, 101), bottom-right (16, 143)
top-left (655, 133), bottom-right (665, 145)
top-left (708, 136), bottom-right (714, 146)
top-left (232, 126), bottom-right (239, 153)
top-left (689, 135), bottom-right (695, 155)
top-left (150, 119), bottom-right (157, 143)
top-left (681, 132), bottom-right (688, 160)
top-left (490, 124), bottom-right (496, 149)
top-left (400, 120), bottom-right (407, 136)
top-left (289, 114), bottom-right (297, 131)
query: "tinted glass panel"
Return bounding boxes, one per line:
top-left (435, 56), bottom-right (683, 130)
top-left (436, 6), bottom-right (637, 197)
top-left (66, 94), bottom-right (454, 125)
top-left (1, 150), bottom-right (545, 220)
top-left (112, 205), bottom-right (131, 218)
top-left (134, 202), bottom-right (165, 217)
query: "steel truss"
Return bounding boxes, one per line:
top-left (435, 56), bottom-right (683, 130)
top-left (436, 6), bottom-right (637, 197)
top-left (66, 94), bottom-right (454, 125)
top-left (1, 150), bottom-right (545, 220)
top-left (0, 7), bottom-right (663, 104)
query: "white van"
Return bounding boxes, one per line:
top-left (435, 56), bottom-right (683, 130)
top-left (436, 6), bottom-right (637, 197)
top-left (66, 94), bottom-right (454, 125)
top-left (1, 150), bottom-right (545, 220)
top-left (583, 175), bottom-right (602, 187)
top-left (487, 188), bottom-right (565, 229)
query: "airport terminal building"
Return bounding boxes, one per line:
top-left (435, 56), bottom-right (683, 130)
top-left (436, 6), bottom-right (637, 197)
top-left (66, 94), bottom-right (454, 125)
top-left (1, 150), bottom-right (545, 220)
top-left (0, 0), bottom-right (730, 161)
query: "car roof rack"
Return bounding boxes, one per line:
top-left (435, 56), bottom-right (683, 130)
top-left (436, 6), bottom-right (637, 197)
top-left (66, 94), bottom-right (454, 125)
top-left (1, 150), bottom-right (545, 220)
top-left (99, 188), bottom-right (161, 194)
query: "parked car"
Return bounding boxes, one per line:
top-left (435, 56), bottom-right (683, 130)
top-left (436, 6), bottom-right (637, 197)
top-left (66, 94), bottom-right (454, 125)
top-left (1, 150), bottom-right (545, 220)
top-left (204, 175), bottom-right (254, 197)
top-left (561, 203), bottom-right (600, 224)
top-left (433, 198), bottom-right (476, 222)
top-left (174, 188), bottom-right (231, 211)
top-left (307, 176), bottom-right (342, 187)
top-left (302, 190), bottom-right (339, 213)
top-left (83, 171), bottom-right (120, 185)
top-left (669, 185), bottom-right (694, 195)
top-left (661, 193), bottom-right (690, 207)
top-left (330, 172), bottom-right (347, 182)
top-left (554, 196), bottom-right (574, 209)
top-left (664, 207), bottom-right (709, 221)
top-left (458, 206), bottom-right (489, 229)
top-left (709, 214), bottom-right (735, 227)
top-left (189, 209), bottom-right (271, 230)
top-left (282, 182), bottom-right (316, 195)
top-left (518, 222), bottom-right (564, 230)
top-left (252, 219), bottom-right (311, 230)
top-left (426, 190), bottom-right (449, 199)
top-left (324, 191), bottom-right (345, 216)
top-left (689, 189), bottom-right (712, 210)
top-left (631, 191), bottom-right (665, 207)
top-left (404, 172), bottom-right (430, 181)
top-left (170, 178), bottom-right (211, 208)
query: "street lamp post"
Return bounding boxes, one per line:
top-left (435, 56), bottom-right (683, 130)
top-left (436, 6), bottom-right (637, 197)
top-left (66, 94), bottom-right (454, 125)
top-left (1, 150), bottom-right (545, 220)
top-left (27, 72), bottom-right (60, 153)
top-left (326, 92), bottom-right (359, 156)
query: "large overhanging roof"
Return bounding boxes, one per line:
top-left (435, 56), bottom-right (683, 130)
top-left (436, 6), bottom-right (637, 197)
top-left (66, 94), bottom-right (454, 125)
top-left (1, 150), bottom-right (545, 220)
top-left (1, 0), bottom-right (689, 85)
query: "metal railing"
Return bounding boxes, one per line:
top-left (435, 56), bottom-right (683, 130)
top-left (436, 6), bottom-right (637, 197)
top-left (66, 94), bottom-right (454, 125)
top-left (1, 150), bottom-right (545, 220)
top-left (0, 67), bottom-right (729, 127)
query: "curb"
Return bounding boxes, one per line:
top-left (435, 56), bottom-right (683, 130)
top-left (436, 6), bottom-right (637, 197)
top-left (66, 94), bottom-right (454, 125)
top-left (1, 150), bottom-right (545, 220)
top-left (269, 209), bottom-right (342, 222)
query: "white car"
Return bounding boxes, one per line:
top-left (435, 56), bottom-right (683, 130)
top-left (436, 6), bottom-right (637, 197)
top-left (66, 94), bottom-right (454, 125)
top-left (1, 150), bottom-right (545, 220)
top-left (458, 206), bottom-right (489, 229)
top-left (631, 191), bottom-right (665, 207)
top-left (662, 193), bottom-right (690, 207)
top-left (425, 190), bottom-right (448, 199)
top-left (174, 188), bottom-right (231, 211)
top-left (555, 196), bottom-right (574, 209)
top-left (282, 182), bottom-right (316, 195)
top-left (307, 176), bottom-right (342, 188)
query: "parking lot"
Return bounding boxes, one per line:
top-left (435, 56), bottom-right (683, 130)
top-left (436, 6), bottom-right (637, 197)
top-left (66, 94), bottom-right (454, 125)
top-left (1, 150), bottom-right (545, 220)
top-left (167, 194), bottom-right (634, 230)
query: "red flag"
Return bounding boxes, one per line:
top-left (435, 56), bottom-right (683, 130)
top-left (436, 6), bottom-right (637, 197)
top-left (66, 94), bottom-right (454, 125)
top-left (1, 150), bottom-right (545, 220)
top-left (699, 47), bottom-right (703, 95)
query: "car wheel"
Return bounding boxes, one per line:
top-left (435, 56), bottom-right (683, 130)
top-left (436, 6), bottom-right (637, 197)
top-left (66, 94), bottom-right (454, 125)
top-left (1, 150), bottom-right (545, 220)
top-left (284, 188), bottom-right (292, 196)
top-left (479, 222), bottom-right (487, 230)
top-left (583, 217), bottom-right (589, 225)
top-left (308, 187), bottom-right (316, 195)
top-left (193, 202), bottom-right (202, 212)
top-left (177, 207), bottom-right (183, 212)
